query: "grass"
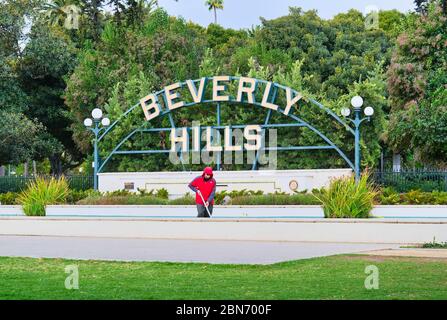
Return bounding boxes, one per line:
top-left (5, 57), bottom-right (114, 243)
top-left (0, 255), bottom-right (446, 300)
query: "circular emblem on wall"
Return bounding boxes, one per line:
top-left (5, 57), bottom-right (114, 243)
top-left (289, 180), bottom-right (298, 191)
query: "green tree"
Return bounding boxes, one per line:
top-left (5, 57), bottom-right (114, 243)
top-left (378, 10), bottom-right (405, 37)
top-left (386, 1), bottom-right (447, 166)
top-left (65, 9), bottom-right (206, 171)
top-left (0, 0), bottom-right (76, 173)
top-left (20, 21), bottom-right (79, 174)
top-left (0, 111), bottom-right (60, 166)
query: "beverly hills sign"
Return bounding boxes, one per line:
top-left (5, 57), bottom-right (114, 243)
top-left (139, 76), bottom-right (303, 152)
top-left (89, 75), bottom-right (362, 190)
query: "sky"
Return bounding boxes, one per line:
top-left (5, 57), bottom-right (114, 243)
top-left (157, 0), bottom-right (415, 29)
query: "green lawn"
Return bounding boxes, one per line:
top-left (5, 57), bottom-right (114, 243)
top-left (0, 255), bottom-right (446, 300)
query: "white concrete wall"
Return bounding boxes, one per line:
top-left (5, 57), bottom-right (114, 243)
top-left (1, 217), bottom-right (446, 244)
top-left (3, 204), bottom-right (447, 219)
top-left (0, 206), bottom-right (23, 216)
top-left (373, 205), bottom-right (447, 218)
top-left (45, 205), bottom-right (325, 218)
top-left (98, 169), bottom-right (353, 198)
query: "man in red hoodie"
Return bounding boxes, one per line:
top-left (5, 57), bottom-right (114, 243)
top-left (188, 167), bottom-right (216, 218)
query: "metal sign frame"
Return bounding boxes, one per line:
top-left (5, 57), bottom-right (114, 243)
top-left (90, 76), bottom-right (367, 189)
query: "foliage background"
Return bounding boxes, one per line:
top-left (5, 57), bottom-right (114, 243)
top-left (0, 0), bottom-right (445, 174)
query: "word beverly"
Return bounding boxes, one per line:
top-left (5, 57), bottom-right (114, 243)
top-left (140, 76), bottom-right (304, 121)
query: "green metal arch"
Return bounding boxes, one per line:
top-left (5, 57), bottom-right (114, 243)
top-left (97, 76), bottom-right (356, 173)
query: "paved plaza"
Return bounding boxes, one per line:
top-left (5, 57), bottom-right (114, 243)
top-left (0, 235), bottom-right (401, 264)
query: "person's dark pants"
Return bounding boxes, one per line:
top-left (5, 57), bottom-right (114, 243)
top-left (197, 204), bottom-right (213, 218)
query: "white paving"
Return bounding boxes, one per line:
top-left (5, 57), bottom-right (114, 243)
top-left (0, 235), bottom-right (400, 264)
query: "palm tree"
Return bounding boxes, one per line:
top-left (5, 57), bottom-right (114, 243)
top-left (205, 0), bottom-right (223, 24)
top-left (41, 0), bottom-right (66, 26)
top-left (41, 0), bottom-right (77, 27)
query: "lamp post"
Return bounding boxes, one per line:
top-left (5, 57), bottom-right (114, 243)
top-left (84, 108), bottom-right (110, 190)
top-left (341, 96), bottom-right (374, 183)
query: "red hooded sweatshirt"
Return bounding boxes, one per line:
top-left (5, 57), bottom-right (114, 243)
top-left (188, 167), bottom-right (217, 205)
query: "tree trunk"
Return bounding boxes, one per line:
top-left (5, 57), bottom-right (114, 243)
top-left (49, 154), bottom-right (63, 177)
top-left (92, 0), bottom-right (102, 41)
top-left (214, 8), bottom-right (217, 24)
top-left (24, 161), bottom-right (29, 177)
top-left (33, 161), bottom-right (37, 176)
top-left (0, 166), bottom-right (5, 177)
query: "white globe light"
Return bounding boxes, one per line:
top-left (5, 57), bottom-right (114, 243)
top-left (101, 117), bottom-right (111, 127)
top-left (341, 108), bottom-right (351, 117)
top-left (351, 96), bottom-right (364, 109)
top-left (92, 108), bottom-right (103, 120)
top-left (84, 118), bottom-right (93, 127)
top-left (364, 106), bottom-right (375, 117)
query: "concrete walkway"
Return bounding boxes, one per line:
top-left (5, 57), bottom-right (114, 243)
top-left (0, 235), bottom-right (400, 264)
top-left (362, 248), bottom-right (447, 259)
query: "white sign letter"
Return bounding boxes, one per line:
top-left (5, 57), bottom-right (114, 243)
top-left (284, 87), bottom-right (303, 115)
top-left (261, 82), bottom-right (279, 111)
top-left (237, 77), bottom-right (257, 104)
top-left (186, 78), bottom-right (207, 103)
top-left (140, 94), bottom-right (161, 121)
top-left (165, 83), bottom-right (185, 111)
top-left (170, 128), bottom-right (188, 152)
top-left (224, 126), bottom-right (243, 151)
top-left (213, 76), bottom-right (231, 102)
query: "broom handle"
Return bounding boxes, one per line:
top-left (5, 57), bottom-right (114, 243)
top-left (197, 190), bottom-right (212, 217)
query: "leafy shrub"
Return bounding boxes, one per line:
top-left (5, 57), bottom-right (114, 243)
top-left (231, 193), bottom-right (319, 205)
top-left (155, 188), bottom-right (169, 199)
top-left (17, 177), bottom-right (69, 216)
top-left (377, 188), bottom-right (447, 205)
top-left (68, 186), bottom-right (447, 207)
top-left (169, 194), bottom-right (196, 205)
top-left (314, 173), bottom-right (378, 218)
top-left (429, 191), bottom-right (447, 205)
top-left (0, 192), bottom-right (19, 205)
top-left (103, 190), bottom-right (132, 197)
top-left (137, 188), bottom-right (169, 199)
top-left (401, 190), bottom-right (447, 205)
top-left (402, 190), bottom-right (429, 205)
top-left (66, 189), bottom-right (99, 204)
top-left (77, 195), bottom-right (167, 205)
top-left (126, 196), bottom-right (168, 205)
top-left (378, 187), bottom-right (401, 205)
top-left (215, 190), bottom-right (264, 205)
top-left (422, 238), bottom-right (447, 249)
